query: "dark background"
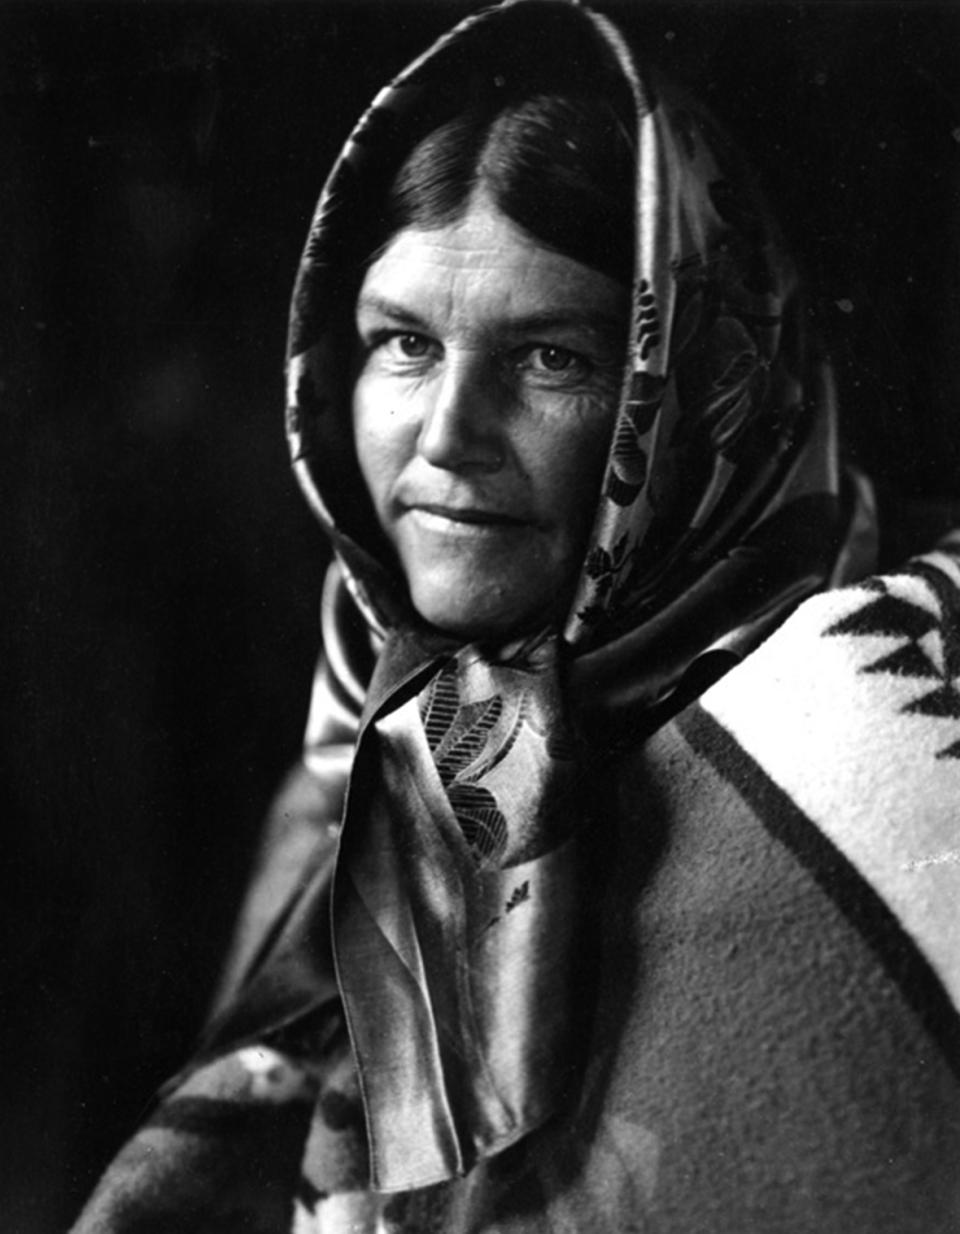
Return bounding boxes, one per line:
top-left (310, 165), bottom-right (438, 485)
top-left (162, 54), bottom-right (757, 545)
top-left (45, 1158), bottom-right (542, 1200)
top-left (2, 1), bottom-right (959, 1228)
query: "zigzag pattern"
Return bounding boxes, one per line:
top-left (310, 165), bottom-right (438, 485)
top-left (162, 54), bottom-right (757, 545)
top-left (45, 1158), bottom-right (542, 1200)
top-left (825, 562), bottom-right (960, 759)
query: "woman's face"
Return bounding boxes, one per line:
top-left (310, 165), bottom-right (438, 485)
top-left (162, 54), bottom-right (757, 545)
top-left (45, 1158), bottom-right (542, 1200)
top-left (352, 195), bottom-right (628, 641)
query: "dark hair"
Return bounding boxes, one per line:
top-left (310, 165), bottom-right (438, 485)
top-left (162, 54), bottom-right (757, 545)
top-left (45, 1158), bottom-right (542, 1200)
top-left (377, 93), bottom-right (636, 284)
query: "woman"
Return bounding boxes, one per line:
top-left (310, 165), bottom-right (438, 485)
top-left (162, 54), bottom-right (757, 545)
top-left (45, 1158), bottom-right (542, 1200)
top-left (73, 2), bottom-right (960, 1231)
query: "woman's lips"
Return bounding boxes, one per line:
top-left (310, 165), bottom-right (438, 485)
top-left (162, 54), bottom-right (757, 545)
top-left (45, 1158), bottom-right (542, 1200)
top-left (402, 502), bottom-right (532, 537)
top-left (412, 502), bottom-right (527, 526)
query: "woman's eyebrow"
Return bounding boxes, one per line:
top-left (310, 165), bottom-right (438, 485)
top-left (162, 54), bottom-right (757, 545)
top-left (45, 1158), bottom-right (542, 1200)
top-left (502, 310), bottom-right (626, 340)
top-left (355, 293), bottom-right (431, 331)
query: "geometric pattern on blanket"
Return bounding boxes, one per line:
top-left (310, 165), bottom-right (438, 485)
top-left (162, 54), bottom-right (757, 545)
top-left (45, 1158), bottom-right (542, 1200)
top-left (699, 538), bottom-right (960, 1019)
top-left (825, 557), bottom-right (960, 759)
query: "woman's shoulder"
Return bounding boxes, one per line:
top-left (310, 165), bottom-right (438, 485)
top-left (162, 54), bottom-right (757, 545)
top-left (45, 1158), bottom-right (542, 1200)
top-left (585, 546), bottom-right (960, 1226)
top-left (615, 535), bottom-right (960, 1023)
top-left (704, 531), bottom-right (960, 755)
top-left (698, 534), bottom-right (960, 845)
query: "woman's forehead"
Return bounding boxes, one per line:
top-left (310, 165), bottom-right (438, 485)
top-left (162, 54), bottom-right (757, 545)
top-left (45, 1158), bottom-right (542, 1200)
top-left (357, 198), bottom-right (629, 338)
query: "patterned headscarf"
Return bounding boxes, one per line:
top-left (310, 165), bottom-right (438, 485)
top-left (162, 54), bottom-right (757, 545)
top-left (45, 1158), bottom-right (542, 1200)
top-left (224, 0), bottom-right (872, 1198)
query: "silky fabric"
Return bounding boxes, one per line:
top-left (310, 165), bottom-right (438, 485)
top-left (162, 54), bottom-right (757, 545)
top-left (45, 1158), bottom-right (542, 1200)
top-left (187, 0), bottom-right (872, 1198)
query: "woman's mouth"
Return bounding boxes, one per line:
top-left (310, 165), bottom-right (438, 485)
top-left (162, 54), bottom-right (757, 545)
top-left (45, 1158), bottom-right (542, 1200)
top-left (412, 502), bottom-right (527, 527)
top-left (404, 503), bottom-right (531, 538)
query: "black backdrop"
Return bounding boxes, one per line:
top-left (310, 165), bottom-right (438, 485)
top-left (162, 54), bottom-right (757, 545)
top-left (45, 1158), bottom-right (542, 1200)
top-left (2, 2), bottom-right (959, 1228)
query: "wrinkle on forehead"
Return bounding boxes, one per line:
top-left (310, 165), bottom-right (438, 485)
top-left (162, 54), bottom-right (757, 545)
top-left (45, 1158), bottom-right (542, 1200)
top-left (359, 194), bottom-right (629, 346)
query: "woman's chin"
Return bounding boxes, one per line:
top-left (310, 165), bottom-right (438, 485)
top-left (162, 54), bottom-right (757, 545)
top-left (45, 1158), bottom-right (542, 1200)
top-left (409, 579), bottom-right (554, 644)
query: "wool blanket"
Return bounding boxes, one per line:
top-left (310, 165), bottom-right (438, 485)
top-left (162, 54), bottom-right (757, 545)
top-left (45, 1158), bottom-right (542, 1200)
top-left (71, 540), bottom-right (960, 1232)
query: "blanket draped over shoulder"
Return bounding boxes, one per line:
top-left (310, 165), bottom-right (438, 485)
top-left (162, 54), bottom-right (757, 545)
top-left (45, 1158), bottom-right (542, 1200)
top-left (72, 541), bottom-right (960, 1232)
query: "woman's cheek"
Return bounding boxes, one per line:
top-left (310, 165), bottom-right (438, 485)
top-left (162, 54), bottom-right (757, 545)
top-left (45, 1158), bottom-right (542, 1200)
top-left (528, 388), bottom-right (616, 468)
top-left (353, 379), bottom-right (405, 518)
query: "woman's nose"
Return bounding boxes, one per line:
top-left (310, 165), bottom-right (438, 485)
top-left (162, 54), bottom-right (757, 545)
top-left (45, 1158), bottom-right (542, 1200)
top-left (417, 353), bottom-right (505, 473)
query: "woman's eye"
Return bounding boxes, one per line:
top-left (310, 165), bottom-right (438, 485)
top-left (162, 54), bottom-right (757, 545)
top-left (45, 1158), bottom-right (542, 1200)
top-left (516, 344), bottom-right (590, 380)
top-left (534, 346), bottom-right (577, 372)
top-left (363, 330), bottom-right (437, 366)
top-left (392, 332), bottom-right (432, 359)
